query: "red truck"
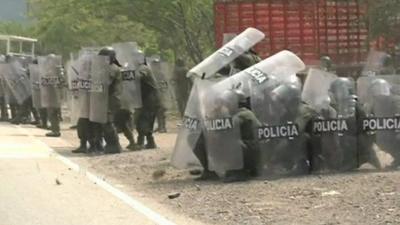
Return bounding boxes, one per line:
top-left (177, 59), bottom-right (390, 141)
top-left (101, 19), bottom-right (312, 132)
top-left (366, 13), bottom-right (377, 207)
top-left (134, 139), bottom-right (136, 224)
top-left (214, 0), bottom-right (374, 68)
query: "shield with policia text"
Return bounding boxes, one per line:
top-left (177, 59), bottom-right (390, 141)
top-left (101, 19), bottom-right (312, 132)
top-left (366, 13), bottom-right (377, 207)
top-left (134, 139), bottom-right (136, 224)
top-left (66, 60), bottom-right (80, 125)
top-left (170, 30), bottom-right (264, 169)
top-left (38, 55), bottom-right (64, 108)
top-left (148, 58), bottom-right (175, 109)
top-left (89, 55), bottom-right (111, 124)
top-left (235, 51), bottom-right (310, 177)
top-left (3, 58), bottom-right (31, 105)
top-left (29, 64), bottom-right (41, 109)
top-left (303, 69), bottom-right (359, 172)
top-left (77, 53), bottom-right (94, 119)
top-left (113, 42), bottom-right (143, 110)
top-left (170, 79), bottom-right (213, 169)
top-left (188, 27), bottom-right (265, 79)
top-left (357, 75), bottom-right (400, 169)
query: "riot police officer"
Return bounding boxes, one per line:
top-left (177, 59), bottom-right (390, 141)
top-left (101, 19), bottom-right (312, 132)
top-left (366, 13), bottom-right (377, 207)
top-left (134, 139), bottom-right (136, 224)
top-left (95, 47), bottom-right (123, 154)
top-left (172, 58), bottom-right (191, 117)
top-left (320, 55), bottom-right (333, 72)
top-left (44, 54), bottom-right (64, 137)
top-left (134, 58), bottom-right (160, 149)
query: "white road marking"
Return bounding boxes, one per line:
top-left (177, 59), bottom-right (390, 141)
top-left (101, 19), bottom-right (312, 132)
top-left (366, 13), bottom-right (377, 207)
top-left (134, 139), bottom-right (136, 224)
top-left (14, 126), bottom-right (177, 225)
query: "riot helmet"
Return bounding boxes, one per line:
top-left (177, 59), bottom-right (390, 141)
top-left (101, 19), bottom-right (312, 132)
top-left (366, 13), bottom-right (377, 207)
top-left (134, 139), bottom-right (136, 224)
top-left (233, 52), bottom-right (253, 71)
top-left (328, 77), bottom-right (355, 101)
top-left (271, 83), bottom-right (301, 107)
top-left (99, 46), bottom-right (121, 67)
top-left (217, 64), bottom-right (232, 77)
top-left (320, 55), bottom-right (332, 71)
top-left (369, 78), bottom-right (391, 97)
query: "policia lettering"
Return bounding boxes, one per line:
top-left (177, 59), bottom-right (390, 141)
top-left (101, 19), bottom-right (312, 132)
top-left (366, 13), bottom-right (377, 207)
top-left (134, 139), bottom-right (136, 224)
top-left (258, 122), bottom-right (299, 140)
top-left (183, 117), bottom-right (199, 130)
top-left (121, 70), bottom-right (136, 81)
top-left (313, 119), bottom-right (349, 135)
top-left (205, 118), bottom-right (233, 131)
top-left (246, 67), bottom-right (269, 84)
top-left (363, 117), bottom-right (400, 131)
top-left (41, 77), bottom-right (62, 86)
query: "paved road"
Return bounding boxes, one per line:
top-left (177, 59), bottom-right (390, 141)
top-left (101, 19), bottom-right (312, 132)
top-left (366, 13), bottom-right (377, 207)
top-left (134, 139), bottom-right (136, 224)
top-left (0, 123), bottom-right (158, 225)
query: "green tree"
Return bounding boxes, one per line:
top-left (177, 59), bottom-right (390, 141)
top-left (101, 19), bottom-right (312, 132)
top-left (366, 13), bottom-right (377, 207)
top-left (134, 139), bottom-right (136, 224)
top-left (28, 0), bottom-right (215, 64)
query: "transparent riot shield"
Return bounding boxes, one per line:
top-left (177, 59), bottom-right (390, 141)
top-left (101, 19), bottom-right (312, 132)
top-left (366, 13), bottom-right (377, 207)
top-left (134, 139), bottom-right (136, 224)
top-left (201, 86), bottom-right (243, 176)
top-left (171, 80), bottom-right (209, 169)
top-left (148, 59), bottom-right (174, 109)
top-left (189, 27), bottom-right (265, 79)
top-left (38, 55), bottom-right (64, 108)
top-left (358, 75), bottom-right (400, 169)
top-left (302, 68), bottom-right (337, 110)
top-left (254, 83), bottom-right (311, 177)
top-left (113, 42), bottom-right (143, 110)
top-left (66, 60), bottom-right (80, 125)
top-left (3, 59), bottom-right (31, 105)
top-left (89, 55), bottom-right (111, 124)
top-left (0, 64), bottom-right (4, 99)
top-left (29, 64), bottom-right (41, 109)
top-left (304, 73), bottom-right (358, 172)
top-left (77, 54), bottom-right (93, 119)
top-left (361, 50), bottom-right (391, 76)
top-left (171, 77), bottom-right (226, 169)
top-left (212, 50), bottom-right (306, 98)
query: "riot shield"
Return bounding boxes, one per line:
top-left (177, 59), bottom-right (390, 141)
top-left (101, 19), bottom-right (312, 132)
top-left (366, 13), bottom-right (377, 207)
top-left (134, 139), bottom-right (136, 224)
top-left (0, 63), bottom-right (8, 100)
top-left (304, 74), bottom-right (358, 172)
top-left (76, 54), bottom-right (93, 119)
top-left (29, 64), bottom-right (41, 109)
top-left (112, 42), bottom-right (142, 69)
top-left (148, 59), bottom-right (174, 109)
top-left (88, 55), bottom-right (111, 124)
top-left (3, 59), bottom-right (31, 105)
top-left (0, 65), bottom-right (4, 99)
top-left (171, 77), bottom-right (226, 169)
top-left (212, 50), bottom-right (306, 98)
top-left (358, 75), bottom-right (400, 169)
top-left (189, 27), bottom-right (265, 79)
top-left (254, 82), bottom-right (311, 177)
top-left (201, 86), bottom-right (243, 176)
top-left (170, 80), bottom-right (211, 169)
top-left (113, 42), bottom-right (143, 110)
top-left (302, 68), bottom-right (337, 110)
top-left (38, 55), bottom-right (64, 108)
top-left (361, 50), bottom-right (391, 76)
top-left (66, 60), bottom-right (80, 124)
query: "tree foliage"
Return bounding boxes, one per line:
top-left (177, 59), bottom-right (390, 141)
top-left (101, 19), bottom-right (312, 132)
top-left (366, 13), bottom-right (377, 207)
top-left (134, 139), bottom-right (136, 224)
top-left (27, 0), bottom-right (214, 64)
top-left (367, 0), bottom-right (400, 42)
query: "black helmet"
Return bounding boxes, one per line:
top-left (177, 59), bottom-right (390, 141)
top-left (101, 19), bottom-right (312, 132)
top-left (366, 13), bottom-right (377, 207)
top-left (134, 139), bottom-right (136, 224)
top-left (329, 77), bottom-right (355, 100)
top-left (98, 46), bottom-right (121, 67)
top-left (320, 55), bottom-right (332, 71)
top-left (271, 83), bottom-right (301, 106)
top-left (234, 53), bottom-right (253, 70)
top-left (98, 47), bottom-right (116, 58)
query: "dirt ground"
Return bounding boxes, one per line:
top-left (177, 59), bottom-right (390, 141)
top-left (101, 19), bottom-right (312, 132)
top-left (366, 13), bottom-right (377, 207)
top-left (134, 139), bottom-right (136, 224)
top-left (32, 117), bottom-right (400, 225)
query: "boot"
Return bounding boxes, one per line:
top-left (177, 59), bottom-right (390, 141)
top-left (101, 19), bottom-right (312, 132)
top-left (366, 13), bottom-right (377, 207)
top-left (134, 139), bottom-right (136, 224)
top-left (223, 170), bottom-right (249, 183)
top-left (45, 131), bottom-right (61, 137)
top-left (194, 169), bottom-right (219, 181)
top-left (127, 142), bottom-right (140, 151)
top-left (72, 140), bottom-right (87, 153)
top-left (87, 140), bottom-right (97, 154)
top-left (104, 144), bottom-right (122, 154)
top-left (137, 135), bottom-right (145, 149)
top-left (124, 128), bottom-right (139, 151)
top-left (145, 135), bottom-right (157, 149)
